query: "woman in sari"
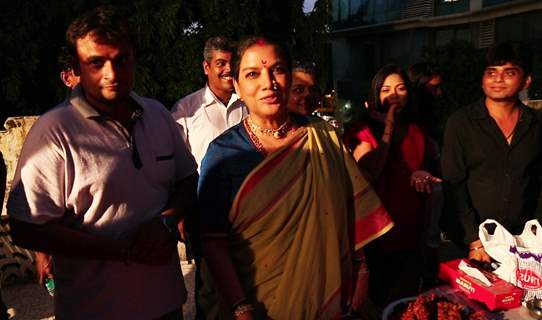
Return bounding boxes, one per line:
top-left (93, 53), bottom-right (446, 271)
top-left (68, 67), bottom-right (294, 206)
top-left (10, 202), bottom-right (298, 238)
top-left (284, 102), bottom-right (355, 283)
top-left (197, 36), bottom-right (393, 319)
top-left (346, 65), bottom-right (441, 307)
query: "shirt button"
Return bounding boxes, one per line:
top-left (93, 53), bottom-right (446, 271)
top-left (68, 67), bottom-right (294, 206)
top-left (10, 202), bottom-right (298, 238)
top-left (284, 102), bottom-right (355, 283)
top-left (505, 173), bottom-right (510, 177)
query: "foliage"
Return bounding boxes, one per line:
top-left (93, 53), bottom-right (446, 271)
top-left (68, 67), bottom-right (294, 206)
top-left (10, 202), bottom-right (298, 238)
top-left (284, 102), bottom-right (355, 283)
top-left (423, 40), bottom-right (486, 138)
top-left (0, 0), bottom-right (330, 123)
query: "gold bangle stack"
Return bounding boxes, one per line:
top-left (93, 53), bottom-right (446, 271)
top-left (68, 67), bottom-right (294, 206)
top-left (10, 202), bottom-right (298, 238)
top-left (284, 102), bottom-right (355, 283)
top-left (233, 303), bottom-right (254, 317)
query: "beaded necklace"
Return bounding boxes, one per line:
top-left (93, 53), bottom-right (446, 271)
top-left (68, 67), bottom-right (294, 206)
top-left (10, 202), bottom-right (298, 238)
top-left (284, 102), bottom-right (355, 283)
top-left (246, 115), bottom-right (292, 139)
top-left (243, 118), bottom-right (267, 155)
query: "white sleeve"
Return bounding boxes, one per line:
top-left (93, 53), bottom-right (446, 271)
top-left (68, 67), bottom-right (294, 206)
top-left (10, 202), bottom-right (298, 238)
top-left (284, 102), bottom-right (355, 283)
top-left (171, 100), bottom-right (190, 147)
top-left (7, 117), bottom-right (67, 224)
top-left (163, 103), bottom-right (198, 179)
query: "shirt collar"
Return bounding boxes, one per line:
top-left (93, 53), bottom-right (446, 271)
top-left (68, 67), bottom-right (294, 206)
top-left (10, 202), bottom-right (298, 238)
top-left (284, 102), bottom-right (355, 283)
top-left (69, 85), bottom-right (145, 119)
top-left (469, 98), bottom-right (534, 123)
top-left (203, 84), bottom-right (238, 108)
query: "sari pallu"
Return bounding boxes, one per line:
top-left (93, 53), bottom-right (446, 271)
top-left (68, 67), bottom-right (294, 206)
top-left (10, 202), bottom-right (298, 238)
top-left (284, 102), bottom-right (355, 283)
top-left (223, 120), bottom-right (393, 319)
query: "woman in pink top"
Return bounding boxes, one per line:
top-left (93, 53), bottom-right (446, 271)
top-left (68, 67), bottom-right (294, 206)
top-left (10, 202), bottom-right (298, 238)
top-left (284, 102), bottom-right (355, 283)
top-left (346, 64), bottom-right (441, 307)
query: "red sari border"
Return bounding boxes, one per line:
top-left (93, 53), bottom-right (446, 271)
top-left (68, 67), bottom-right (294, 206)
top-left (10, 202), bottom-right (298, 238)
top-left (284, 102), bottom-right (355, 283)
top-left (355, 205), bottom-right (394, 250)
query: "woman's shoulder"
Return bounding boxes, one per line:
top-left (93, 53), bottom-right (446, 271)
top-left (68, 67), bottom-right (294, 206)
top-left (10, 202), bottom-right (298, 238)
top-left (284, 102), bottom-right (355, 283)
top-left (344, 120), bottom-right (378, 149)
top-left (347, 120), bottom-right (375, 138)
top-left (210, 121), bottom-right (248, 147)
top-left (203, 123), bottom-right (246, 161)
top-left (348, 120), bottom-right (371, 132)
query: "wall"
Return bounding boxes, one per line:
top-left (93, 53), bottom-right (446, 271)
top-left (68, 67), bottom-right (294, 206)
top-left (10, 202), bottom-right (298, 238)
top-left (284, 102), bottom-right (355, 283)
top-left (0, 117), bottom-right (38, 285)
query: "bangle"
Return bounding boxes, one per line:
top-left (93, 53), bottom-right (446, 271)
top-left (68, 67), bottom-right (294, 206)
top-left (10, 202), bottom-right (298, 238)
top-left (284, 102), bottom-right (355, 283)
top-left (233, 303), bottom-right (254, 317)
top-left (357, 264), bottom-right (369, 274)
top-left (353, 257), bottom-right (366, 264)
top-left (231, 298), bottom-right (247, 310)
top-left (469, 246), bottom-right (484, 252)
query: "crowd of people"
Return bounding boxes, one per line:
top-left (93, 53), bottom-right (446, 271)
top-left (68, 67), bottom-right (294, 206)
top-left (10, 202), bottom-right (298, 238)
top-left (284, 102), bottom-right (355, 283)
top-left (3, 5), bottom-right (541, 320)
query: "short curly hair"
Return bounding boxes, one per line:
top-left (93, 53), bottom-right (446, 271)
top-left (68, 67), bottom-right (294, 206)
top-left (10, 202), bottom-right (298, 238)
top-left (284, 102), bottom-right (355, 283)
top-left (66, 6), bottom-right (132, 61)
top-left (486, 41), bottom-right (533, 75)
top-left (203, 36), bottom-right (236, 61)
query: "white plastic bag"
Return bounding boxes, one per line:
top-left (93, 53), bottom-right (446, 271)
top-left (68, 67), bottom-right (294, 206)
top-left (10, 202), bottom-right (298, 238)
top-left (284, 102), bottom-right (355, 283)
top-left (478, 219), bottom-right (517, 283)
top-left (479, 219), bottom-right (542, 300)
top-left (514, 220), bottom-right (542, 300)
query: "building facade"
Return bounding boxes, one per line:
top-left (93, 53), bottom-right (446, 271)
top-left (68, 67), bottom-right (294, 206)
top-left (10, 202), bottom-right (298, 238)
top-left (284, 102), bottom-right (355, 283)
top-left (330, 0), bottom-right (542, 102)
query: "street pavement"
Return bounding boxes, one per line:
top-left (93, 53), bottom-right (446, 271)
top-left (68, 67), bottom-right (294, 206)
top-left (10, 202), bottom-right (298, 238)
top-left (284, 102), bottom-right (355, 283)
top-left (2, 260), bottom-right (196, 320)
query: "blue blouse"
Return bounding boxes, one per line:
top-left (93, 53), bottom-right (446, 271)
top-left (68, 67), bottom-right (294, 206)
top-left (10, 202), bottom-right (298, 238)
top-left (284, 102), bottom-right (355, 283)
top-left (197, 114), bottom-right (309, 233)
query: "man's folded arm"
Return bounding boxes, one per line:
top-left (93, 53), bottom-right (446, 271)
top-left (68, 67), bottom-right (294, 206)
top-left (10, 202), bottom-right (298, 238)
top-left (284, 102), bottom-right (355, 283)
top-left (10, 218), bottom-right (129, 261)
top-left (160, 172), bottom-right (198, 222)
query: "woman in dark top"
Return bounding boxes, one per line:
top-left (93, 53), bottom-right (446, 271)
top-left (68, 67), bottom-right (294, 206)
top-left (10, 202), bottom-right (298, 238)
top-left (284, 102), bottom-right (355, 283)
top-left (346, 64), bottom-right (441, 307)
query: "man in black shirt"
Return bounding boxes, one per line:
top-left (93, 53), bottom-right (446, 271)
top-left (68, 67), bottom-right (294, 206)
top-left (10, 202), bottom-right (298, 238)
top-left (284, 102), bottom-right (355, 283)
top-left (441, 42), bottom-right (542, 262)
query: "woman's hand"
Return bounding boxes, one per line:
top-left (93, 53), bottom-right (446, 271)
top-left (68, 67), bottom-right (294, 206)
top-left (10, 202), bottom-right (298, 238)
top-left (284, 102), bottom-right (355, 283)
top-left (233, 303), bottom-right (255, 320)
top-left (385, 101), bottom-right (402, 122)
top-left (379, 102), bottom-right (403, 143)
top-left (468, 240), bottom-right (491, 262)
top-left (410, 170), bottom-right (442, 194)
top-left (234, 311), bottom-right (254, 320)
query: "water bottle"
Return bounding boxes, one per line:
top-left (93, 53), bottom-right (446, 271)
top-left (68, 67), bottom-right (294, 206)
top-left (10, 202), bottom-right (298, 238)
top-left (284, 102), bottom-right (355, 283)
top-left (45, 278), bottom-right (55, 296)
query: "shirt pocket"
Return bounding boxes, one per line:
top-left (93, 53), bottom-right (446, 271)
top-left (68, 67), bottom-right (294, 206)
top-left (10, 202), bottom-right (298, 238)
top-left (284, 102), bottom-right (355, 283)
top-left (142, 147), bottom-right (176, 189)
top-left (156, 154), bottom-right (174, 161)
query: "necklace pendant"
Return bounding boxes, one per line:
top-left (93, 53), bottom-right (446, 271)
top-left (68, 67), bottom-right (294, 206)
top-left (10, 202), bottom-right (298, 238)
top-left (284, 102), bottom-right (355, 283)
top-left (273, 131), bottom-right (282, 139)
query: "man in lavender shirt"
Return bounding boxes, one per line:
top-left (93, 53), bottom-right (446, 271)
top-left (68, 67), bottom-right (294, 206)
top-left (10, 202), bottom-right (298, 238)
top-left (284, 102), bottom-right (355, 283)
top-left (7, 6), bottom-right (197, 320)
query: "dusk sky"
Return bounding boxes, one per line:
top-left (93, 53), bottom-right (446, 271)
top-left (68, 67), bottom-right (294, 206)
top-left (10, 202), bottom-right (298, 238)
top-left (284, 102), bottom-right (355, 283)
top-left (303, 0), bottom-right (317, 13)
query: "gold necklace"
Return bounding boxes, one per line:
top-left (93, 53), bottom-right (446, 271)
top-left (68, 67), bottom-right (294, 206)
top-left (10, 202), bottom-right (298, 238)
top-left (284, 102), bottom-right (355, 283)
top-left (243, 119), bottom-right (267, 155)
top-left (246, 115), bottom-right (292, 139)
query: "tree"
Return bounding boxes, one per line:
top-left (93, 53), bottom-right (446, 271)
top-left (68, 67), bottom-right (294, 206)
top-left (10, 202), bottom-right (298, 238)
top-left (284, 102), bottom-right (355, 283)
top-left (423, 40), bottom-right (486, 137)
top-left (0, 0), bottom-right (331, 123)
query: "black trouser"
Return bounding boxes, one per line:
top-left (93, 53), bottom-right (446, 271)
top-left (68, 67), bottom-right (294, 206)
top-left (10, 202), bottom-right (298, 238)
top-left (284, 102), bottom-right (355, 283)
top-left (366, 248), bottom-right (423, 307)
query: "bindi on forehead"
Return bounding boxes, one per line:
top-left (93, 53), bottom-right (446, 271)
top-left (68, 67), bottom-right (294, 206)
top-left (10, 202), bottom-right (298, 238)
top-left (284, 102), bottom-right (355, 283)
top-left (261, 59), bottom-right (267, 65)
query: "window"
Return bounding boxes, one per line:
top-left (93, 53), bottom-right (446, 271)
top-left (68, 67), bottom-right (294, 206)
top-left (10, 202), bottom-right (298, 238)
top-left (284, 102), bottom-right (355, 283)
top-left (482, 0), bottom-right (512, 7)
top-left (332, 0), bottom-right (403, 28)
top-left (434, 0), bottom-right (469, 16)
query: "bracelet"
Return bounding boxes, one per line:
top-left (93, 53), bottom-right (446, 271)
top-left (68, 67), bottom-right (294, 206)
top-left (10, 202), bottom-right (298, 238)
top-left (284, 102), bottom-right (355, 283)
top-left (231, 298), bottom-right (247, 310)
top-left (353, 257), bottom-right (366, 264)
top-left (233, 303), bottom-right (254, 317)
top-left (357, 264), bottom-right (369, 274)
top-left (469, 246), bottom-right (484, 252)
top-left (358, 269), bottom-right (369, 275)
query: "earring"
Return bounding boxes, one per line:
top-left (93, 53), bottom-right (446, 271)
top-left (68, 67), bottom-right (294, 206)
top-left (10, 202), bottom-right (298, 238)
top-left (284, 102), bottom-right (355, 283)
top-left (271, 80), bottom-right (278, 90)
